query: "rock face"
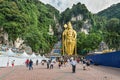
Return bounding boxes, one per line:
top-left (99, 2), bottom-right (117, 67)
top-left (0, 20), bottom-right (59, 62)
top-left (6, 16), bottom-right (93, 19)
top-left (14, 37), bottom-right (24, 48)
top-left (21, 44), bottom-right (32, 54)
top-left (70, 14), bottom-right (92, 34)
top-left (71, 14), bottom-right (83, 21)
top-left (98, 41), bottom-right (109, 51)
top-left (81, 19), bottom-right (92, 34)
top-left (0, 27), bottom-right (32, 54)
top-left (0, 28), bottom-right (8, 45)
top-left (48, 25), bottom-right (54, 35)
top-left (3, 32), bottom-right (8, 44)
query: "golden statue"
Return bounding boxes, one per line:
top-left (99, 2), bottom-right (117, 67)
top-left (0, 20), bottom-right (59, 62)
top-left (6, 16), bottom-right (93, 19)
top-left (62, 22), bottom-right (77, 55)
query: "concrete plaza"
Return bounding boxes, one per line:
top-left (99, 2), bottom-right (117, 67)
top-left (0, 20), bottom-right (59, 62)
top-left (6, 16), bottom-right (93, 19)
top-left (0, 63), bottom-right (120, 80)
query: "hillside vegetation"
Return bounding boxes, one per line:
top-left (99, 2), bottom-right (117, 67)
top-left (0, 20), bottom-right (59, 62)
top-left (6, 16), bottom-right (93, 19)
top-left (97, 3), bottom-right (120, 19)
top-left (0, 0), bottom-right (59, 53)
top-left (0, 0), bottom-right (120, 55)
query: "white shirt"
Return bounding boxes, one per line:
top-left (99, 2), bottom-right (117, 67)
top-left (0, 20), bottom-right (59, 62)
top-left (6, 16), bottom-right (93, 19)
top-left (71, 60), bottom-right (77, 66)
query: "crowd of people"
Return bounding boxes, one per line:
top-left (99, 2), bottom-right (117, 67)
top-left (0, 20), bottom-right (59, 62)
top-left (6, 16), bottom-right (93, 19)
top-left (24, 56), bottom-right (93, 73)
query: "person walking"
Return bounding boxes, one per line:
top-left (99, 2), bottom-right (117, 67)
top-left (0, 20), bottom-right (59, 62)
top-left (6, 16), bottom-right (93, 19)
top-left (29, 59), bottom-right (33, 70)
top-left (41, 60), bottom-right (45, 65)
top-left (50, 61), bottom-right (54, 69)
top-left (7, 61), bottom-right (9, 67)
top-left (71, 58), bottom-right (77, 73)
top-left (25, 59), bottom-right (29, 67)
top-left (11, 60), bottom-right (15, 67)
top-left (47, 60), bottom-right (50, 69)
top-left (58, 60), bottom-right (61, 69)
top-left (86, 60), bottom-right (91, 70)
top-left (36, 59), bottom-right (38, 66)
top-left (82, 59), bottom-right (87, 70)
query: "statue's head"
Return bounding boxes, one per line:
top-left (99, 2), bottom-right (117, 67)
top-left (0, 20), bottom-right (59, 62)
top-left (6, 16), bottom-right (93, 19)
top-left (64, 24), bottom-right (67, 29)
top-left (68, 22), bottom-right (73, 29)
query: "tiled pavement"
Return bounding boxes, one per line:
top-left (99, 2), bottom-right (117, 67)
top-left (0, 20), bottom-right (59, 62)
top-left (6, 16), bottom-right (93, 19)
top-left (0, 63), bottom-right (120, 80)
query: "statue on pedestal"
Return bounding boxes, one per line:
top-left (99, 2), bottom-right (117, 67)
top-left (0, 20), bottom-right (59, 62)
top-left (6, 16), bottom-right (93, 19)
top-left (62, 22), bottom-right (77, 55)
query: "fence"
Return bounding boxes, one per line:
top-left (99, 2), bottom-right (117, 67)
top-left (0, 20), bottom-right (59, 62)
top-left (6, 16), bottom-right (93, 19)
top-left (86, 51), bottom-right (120, 68)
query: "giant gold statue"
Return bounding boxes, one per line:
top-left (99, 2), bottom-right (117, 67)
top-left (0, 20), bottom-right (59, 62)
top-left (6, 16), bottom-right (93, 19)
top-left (62, 22), bottom-right (77, 55)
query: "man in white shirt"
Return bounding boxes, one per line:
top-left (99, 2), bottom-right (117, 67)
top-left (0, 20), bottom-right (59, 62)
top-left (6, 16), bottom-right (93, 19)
top-left (71, 58), bottom-right (77, 73)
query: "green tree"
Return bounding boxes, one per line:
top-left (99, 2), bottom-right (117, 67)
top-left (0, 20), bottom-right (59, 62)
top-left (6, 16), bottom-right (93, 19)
top-left (104, 18), bottom-right (120, 50)
top-left (77, 32), bottom-right (102, 55)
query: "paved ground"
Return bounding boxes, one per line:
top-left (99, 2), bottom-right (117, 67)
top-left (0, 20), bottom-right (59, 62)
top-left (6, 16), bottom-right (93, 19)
top-left (0, 62), bottom-right (120, 80)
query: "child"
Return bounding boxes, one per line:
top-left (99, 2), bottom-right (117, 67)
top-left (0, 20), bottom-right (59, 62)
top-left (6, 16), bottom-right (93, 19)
top-left (12, 60), bottom-right (15, 67)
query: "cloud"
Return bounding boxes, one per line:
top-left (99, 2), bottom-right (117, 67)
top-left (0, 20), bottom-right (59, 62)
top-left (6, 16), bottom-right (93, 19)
top-left (39, 0), bottom-right (120, 13)
top-left (85, 0), bottom-right (120, 13)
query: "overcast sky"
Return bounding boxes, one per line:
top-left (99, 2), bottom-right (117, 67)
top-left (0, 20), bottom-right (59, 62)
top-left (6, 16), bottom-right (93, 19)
top-left (39, 0), bottom-right (120, 13)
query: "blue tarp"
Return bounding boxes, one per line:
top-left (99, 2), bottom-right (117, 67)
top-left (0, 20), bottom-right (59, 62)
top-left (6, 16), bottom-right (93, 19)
top-left (86, 51), bottom-right (120, 68)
